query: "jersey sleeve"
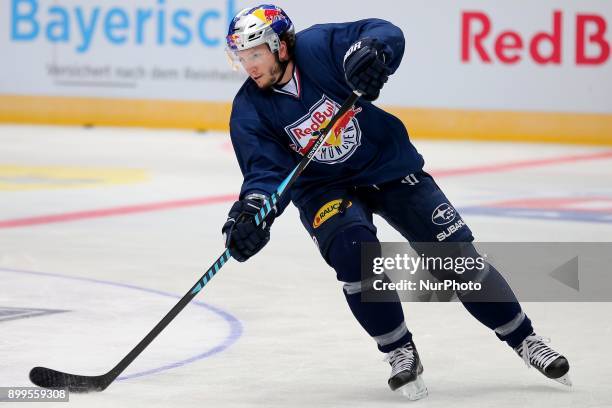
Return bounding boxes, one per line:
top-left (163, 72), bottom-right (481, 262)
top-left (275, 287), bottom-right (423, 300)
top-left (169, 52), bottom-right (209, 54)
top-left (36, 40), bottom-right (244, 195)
top-left (229, 93), bottom-right (296, 215)
top-left (303, 19), bottom-right (405, 76)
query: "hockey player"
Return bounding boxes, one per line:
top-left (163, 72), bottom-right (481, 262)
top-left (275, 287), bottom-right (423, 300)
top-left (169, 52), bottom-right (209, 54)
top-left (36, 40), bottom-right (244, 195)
top-left (222, 4), bottom-right (571, 400)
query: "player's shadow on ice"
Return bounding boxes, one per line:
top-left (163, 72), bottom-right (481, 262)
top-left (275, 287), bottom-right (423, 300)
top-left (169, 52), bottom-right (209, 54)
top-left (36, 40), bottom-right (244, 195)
top-left (334, 382), bottom-right (573, 405)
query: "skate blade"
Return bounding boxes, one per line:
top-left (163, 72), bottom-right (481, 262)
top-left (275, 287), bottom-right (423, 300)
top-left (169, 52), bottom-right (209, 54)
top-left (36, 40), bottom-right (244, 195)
top-left (395, 375), bottom-right (428, 401)
top-left (553, 373), bottom-right (572, 387)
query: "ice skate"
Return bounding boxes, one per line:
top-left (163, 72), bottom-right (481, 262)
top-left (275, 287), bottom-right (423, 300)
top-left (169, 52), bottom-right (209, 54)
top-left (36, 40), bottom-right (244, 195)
top-left (514, 333), bottom-right (572, 386)
top-left (385, 341), bottom-right (428, 400)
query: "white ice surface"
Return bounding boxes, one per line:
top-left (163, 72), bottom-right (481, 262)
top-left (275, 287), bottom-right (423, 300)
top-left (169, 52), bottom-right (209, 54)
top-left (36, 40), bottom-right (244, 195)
top-left (1, 125), bottom-right (611, 407)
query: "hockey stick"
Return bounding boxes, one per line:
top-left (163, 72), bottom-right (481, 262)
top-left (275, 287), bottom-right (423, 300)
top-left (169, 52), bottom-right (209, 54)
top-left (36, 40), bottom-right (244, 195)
top-left (29, 90), bottom-right (362, 393)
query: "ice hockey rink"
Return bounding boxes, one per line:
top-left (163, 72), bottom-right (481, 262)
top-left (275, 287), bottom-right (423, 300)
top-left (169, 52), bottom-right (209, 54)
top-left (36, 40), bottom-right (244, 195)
top-left (1, 124), bottom-right (611, 408)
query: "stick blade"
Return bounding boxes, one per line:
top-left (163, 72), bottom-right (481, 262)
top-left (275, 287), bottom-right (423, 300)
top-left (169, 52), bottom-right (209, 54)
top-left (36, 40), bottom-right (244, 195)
top-left (29, 366), bottom-right (108, 393)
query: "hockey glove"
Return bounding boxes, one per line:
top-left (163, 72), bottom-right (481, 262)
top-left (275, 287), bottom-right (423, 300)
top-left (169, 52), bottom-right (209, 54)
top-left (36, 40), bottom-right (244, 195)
top-left (222, 194), bottom-right (275, 262)
top-left (343, 38), bottom-right (390, 101)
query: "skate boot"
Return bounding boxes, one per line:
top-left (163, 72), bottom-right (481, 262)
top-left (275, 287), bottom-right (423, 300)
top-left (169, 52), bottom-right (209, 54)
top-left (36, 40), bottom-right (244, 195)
top-left (385, 341), bottom-right (428, 400)
top-left (514, 333), bottom-right (572, 386)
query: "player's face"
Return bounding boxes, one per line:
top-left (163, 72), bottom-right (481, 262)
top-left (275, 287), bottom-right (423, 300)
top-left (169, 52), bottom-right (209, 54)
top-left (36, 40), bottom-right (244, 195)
top-left (236, 44), bottom-right (282, 89)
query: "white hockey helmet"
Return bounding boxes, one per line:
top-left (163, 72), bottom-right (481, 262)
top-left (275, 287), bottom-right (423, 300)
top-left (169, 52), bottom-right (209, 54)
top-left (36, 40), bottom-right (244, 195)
top-left (226, 4), bottom-right (294, 56)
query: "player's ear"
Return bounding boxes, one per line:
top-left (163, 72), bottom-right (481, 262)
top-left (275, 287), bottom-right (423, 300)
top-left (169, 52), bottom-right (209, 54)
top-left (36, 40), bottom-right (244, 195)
top-left (278, 40), bottom-right (290, 62)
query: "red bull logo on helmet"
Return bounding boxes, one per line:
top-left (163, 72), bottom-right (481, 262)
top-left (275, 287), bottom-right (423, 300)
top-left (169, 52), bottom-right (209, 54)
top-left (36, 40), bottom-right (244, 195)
top-left (263, 9), bottom-right (283, 23)
top-left (226, 33), bottom-right (242, 49)
top-left (284, 95), bottom-right (362, 165)
top-left (250, 5), bottom-right (291, 34)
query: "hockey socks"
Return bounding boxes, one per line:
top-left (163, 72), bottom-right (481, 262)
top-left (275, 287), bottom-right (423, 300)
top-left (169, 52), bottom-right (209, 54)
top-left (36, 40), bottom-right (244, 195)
top-left (328, 226), bottom-right (412, 352)
top-left (343, 289), bottom-right (412, 352)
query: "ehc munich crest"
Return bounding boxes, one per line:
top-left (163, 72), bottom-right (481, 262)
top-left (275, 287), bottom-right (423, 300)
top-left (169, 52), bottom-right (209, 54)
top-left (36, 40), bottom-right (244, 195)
top-left (284, 95), bottom-right (362, 164)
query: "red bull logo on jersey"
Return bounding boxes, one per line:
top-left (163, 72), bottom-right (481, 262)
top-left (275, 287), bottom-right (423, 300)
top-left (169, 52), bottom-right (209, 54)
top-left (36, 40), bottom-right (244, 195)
top-left (284, 95), bottom-right (362, 165)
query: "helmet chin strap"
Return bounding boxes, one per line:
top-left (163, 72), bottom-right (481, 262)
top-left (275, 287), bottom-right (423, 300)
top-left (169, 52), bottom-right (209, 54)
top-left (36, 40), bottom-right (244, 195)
top-left (272, 53), bottom-right (292, 87)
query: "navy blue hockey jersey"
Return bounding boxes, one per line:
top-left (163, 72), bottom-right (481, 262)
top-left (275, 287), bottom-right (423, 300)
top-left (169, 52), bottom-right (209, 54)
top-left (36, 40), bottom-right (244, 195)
top-left (229, 18), bottom-right (425, 212)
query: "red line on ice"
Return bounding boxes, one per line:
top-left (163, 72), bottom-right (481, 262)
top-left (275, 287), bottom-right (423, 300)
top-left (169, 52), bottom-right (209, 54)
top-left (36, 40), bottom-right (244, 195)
top-left (0, 194), bottom-right (236, 229)
top-left (429, 150), bottom-right (612, 177)
top-left (1, 150), bottom-right (611, 229)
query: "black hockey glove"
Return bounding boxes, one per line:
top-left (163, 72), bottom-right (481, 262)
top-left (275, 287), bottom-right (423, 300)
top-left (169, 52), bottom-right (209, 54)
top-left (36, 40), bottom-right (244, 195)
top-left (222, 194), bottom-right (276, 262)
top-left (343, 38), bottom-right (390, 101)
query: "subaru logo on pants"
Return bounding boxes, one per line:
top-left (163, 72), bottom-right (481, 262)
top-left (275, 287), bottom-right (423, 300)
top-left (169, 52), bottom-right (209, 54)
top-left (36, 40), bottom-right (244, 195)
top-left (431, 203), bottom-right (456, 226)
